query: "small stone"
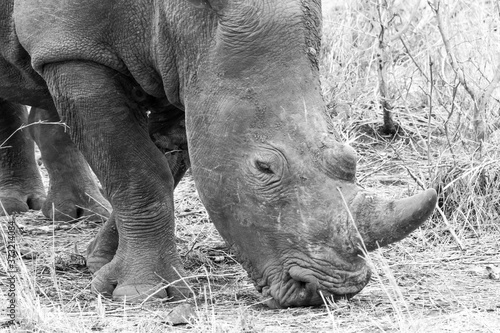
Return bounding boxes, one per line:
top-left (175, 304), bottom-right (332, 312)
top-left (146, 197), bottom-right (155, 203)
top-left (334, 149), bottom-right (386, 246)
top-left (164, 303), bottom-right (196, 326)
top-left (486, 265), bottom-right (500, 280)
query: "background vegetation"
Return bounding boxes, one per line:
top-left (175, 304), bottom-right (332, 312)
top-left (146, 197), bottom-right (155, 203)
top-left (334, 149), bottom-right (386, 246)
top-left (1, 0), bottom-right (499, 332)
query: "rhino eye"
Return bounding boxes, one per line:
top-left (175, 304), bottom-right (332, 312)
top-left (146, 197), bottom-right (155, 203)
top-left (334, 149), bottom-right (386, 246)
top-left (255, 161), bottom-right (274, 174)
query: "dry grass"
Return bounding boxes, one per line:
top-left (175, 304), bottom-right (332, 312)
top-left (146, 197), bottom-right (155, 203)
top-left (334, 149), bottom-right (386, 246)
top-left (1, 191), bottom-right (499, 332)
top-left (1, 0), bottom-right (500, 332)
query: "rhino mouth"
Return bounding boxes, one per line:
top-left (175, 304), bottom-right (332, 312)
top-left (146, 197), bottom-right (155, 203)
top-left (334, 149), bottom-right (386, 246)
top-left (257, 263), bottom-right (371, 308)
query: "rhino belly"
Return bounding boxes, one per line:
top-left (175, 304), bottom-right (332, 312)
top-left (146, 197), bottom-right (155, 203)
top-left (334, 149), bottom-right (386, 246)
top-left (0, 1), bottom-right (52, 108)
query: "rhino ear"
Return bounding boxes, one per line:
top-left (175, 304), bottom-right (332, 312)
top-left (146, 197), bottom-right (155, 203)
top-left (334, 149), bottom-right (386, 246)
top-left (186, 0), bottom-right (226, 12)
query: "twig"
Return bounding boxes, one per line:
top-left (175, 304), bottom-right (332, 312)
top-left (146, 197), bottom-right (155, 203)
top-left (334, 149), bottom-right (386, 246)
top-left (478, 55), bottom-right (500, 112)
top-left (389, 0), bottom-right (422, 43)
top-left (443, 81), bottom-right (459, 163)
top-left (429, 0), bottom-right (500, 143)
top-left (0, 120), bottom-right (68, 149)
top-left (401, 164), bottom-right (426, 191)
top-left (177, 210), bottom-right (205, 217)
top-left (376, 0), bottom-right (397, 135)
top-left (429, 0), bottom-right (475, 97)
top-left (427, 55), bottom-right (434, 165)
top-left (435, 206), bottom-right (465, 251)
top-left (399, 37), bottom-right (428, 81)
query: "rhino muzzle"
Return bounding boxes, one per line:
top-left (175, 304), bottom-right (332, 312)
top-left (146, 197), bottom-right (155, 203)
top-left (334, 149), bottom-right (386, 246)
top-left (257, 188), bottom-right (437, 308)
top-left (261, 263), bottom-right (371, 308)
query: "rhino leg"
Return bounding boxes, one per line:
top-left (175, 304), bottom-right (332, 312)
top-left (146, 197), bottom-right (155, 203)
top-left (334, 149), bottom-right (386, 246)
top-left (29, 107), bottom-right (111, 222)
top-left (87, 106), bottom-right (190, 273)
top-left (43, 62), bottom-right (189, 302)
top-left (0, 99), bottom-right (46, 214)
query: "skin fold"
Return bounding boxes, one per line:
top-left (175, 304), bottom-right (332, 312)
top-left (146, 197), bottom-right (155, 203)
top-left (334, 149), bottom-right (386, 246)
top-left (1, 0), bottom-right (439, 307)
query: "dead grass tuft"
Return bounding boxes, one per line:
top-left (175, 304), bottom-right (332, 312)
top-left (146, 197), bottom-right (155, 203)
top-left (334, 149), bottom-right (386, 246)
top-left (432, 156), bottom-right (500, 234)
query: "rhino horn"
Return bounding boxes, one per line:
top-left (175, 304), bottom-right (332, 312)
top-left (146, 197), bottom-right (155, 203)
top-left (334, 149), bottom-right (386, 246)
top-left (351, 188), bottom-right (437, 251)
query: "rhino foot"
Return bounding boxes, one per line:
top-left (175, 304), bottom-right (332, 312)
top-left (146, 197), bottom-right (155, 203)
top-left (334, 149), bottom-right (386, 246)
top-left (42, 184), bottom-right (111, 222)
top-left (92, 259), bottom-right (191, 303)
top-left (90, 242), bottom-right (191, 303)
top-left (0, 172), bottom-right (46, 215)
top-left (0, 188), bottom-right (45, 215)
top-left (0, 101), bottom-right (47, 215)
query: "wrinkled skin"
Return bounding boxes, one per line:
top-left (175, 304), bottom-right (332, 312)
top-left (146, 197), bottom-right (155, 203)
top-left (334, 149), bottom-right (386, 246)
top-left (10, 0), bottom-right (437, 307)
top-left (0, 4), bottom-right (111, 221)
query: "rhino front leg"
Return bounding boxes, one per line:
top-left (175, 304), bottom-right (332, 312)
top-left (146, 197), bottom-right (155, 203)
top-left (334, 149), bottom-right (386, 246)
top-left (87, 107), bottom-right (190, 273)
top-left (0, 99), bottom-right (45, 214)
top-left (29, 107), bottom-right (111, 222)
top-left (43, 61), bottom-right (189, 302)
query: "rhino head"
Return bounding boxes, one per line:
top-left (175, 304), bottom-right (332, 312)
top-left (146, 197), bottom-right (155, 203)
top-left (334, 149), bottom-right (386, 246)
top-left (180, 0), bottom-right (436, 308)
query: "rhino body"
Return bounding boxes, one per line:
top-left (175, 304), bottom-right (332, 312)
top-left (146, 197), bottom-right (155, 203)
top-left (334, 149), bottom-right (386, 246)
top-left (0, 0), bottom-right (437, 307)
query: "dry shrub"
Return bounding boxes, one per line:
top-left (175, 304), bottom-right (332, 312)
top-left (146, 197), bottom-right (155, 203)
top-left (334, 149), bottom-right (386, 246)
top-left (321, 0), bottom-right (500, 142)
top-left (432, 156), bottom-right (500, 234)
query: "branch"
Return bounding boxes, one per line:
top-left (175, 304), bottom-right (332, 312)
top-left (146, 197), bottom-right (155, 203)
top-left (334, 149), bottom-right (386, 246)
top-left (428, 0), bottom-right (493, 142)
top-left (429, 0), bottom-right (477, 100)
top-left (479, 56), bottom-right (500, 110)
top-left (389, 0), bottom-right (423, 43)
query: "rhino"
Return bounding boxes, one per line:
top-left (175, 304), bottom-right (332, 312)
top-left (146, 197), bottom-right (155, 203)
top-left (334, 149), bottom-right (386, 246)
top-left (1, 0), bottom-right (437, 308)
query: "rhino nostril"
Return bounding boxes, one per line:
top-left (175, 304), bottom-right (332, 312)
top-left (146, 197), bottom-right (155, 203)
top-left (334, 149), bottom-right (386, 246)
top-left (297, 281), bottom-right (317, 301)
top-left (297, 284), bottom-right (307, 300)
top-left (75, 207), bottom-right (85, 219)
top-left (288, 267), bottom-right (318, 301)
